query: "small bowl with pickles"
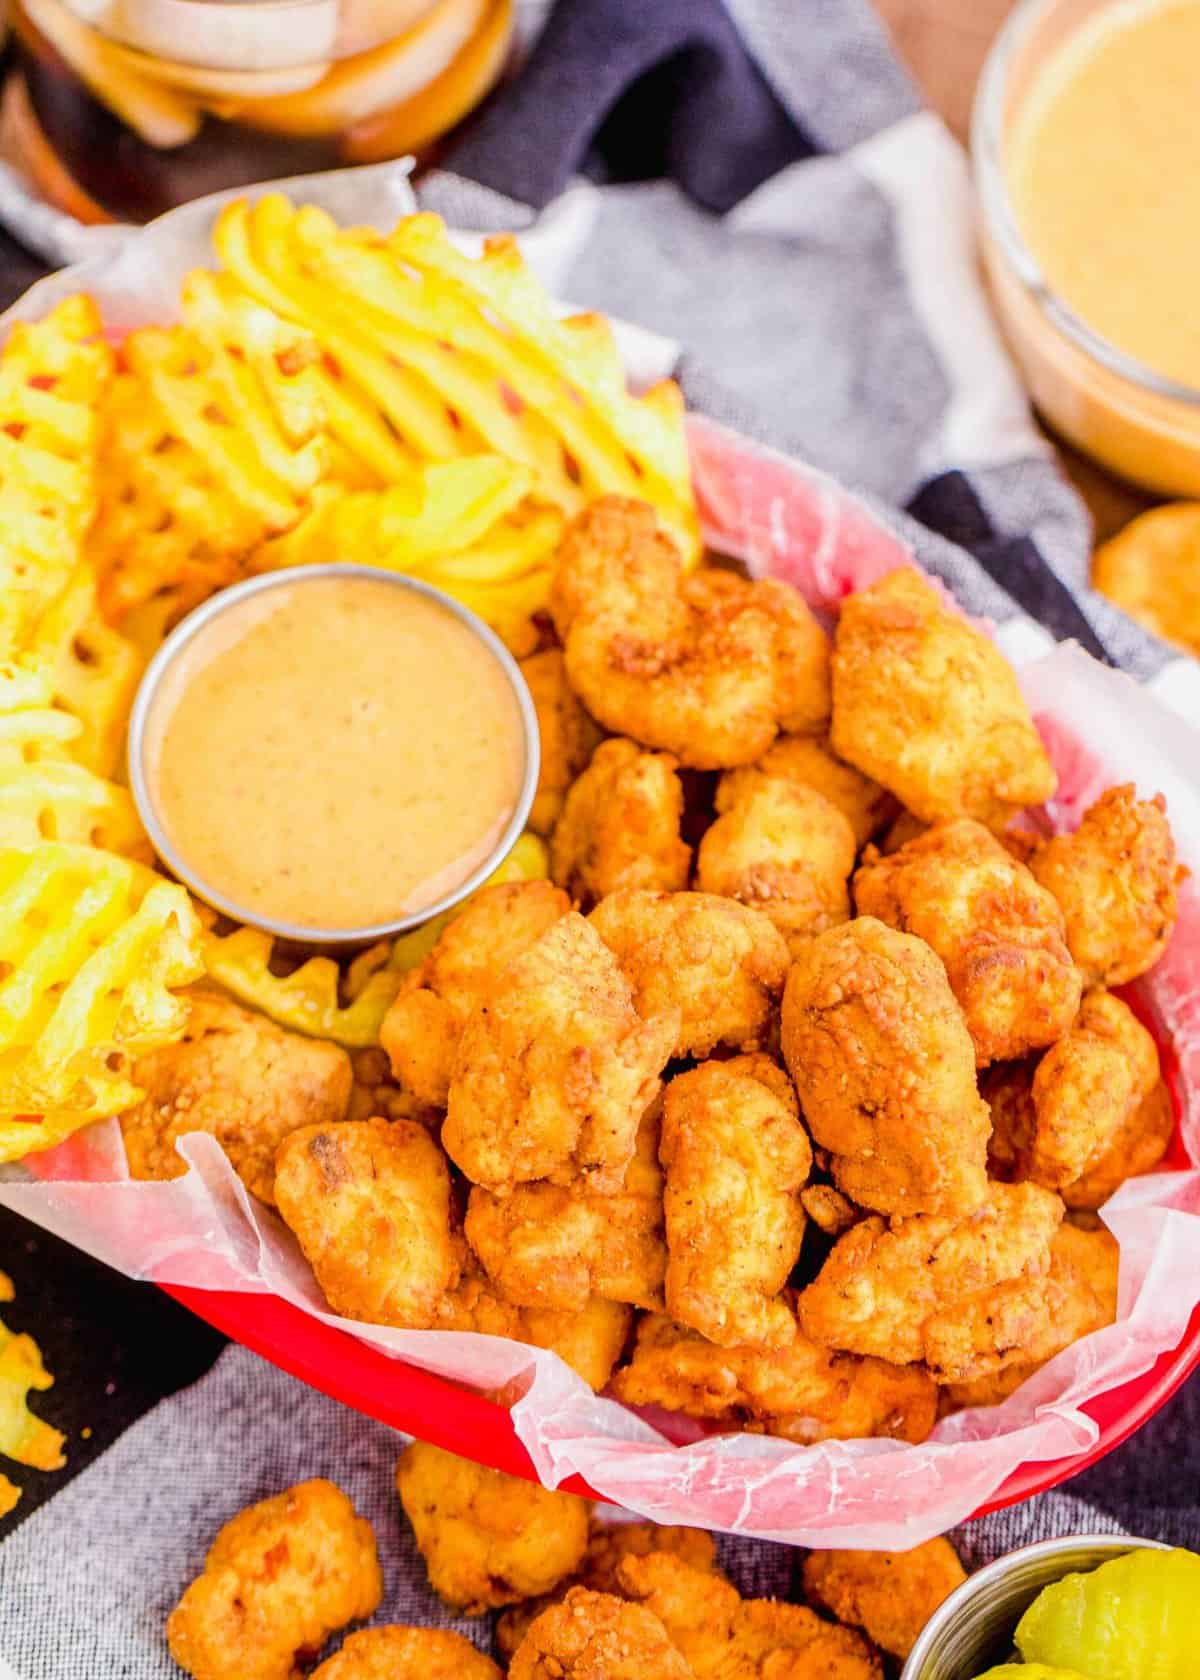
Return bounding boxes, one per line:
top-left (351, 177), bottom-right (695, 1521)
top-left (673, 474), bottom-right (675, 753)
top-left (903, 1537), bottom-right (1196, 1680)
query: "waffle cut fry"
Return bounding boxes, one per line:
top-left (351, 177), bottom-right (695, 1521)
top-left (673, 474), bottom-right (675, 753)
top-left (0, 1300), bottom-right (65, 1471)
top-left (0, 296), bottom-right (113, 655)
top-left (0, 845), bottom-right (204, 1160)
top-left (26, 565), bottom-right (143, 780)
top-left (212, 197), bottom-right (699, 561)
top-left (0, 660), bottom-right (144, 854)
top-left (202, 832), bottom-right (548, 1047)
top-left (92, 276), bottom-right (330, 639)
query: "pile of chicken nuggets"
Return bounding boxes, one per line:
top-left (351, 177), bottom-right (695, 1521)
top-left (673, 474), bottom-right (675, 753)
top-left (167, 1445), bottom-right (971, 1678)
top-left (125, 492), bottom-right (1184, 1445)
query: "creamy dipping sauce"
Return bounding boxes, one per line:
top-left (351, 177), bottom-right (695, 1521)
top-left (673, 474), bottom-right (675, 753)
top-left (1007, 0), bottom-right (1200, 388)
top-left (142, 573), bottom-right (528, 934)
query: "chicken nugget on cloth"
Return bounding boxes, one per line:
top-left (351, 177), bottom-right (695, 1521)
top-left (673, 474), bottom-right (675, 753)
top-left (381, 879), bottom-right (571, 1108)
top-left (1092, 500), bottom-right (1200, 657)
top-left (590, 889), bottom-right (789, 1059)
top-left (797, 1182), bottom-right (1064, 1384)
top-left (610, 1309), bottom-right (938, 1445)
top-left (465, 1100), bottom-right (666, 1312)
top-left (717, 732), bottom-right (896, 849)
top-left (550, 496), bottom-right (830, 769)
top-left (274, 1118), bottom-right (458, 1329)
top-left (310, 1627), bottom-right (500, 1680)
top-left (941, 1223), bottom-right (1119, 1409)
top-left (1028, 785), bottom-right (1184, 986)
top-left (660, 1062), bottom-right (811, 1349)
top-left (510, 1586), bottom-right (694, 1679)
top-left (551, 737), bottom-right (691, 906)
top-left (444, 912), bottom-right (677, 1194)
top-left (802, 1538), bottom-right (967, 1660)
top-left (616, 1551), bottom-right (882, 1680)
top-left (521, 647), bottom-right (604, 837)
top-left (696, 778), bottom-right (856, 957)
top-left (985, 990), bottom-right (1162, 1191)
top-left (167, 1479), bottom-right (381, 1680)
top-left (395, 1441), bottom-right (589, 1616)
top-left (781, 918), bottom-right (990, 1218)
top-left (831, 567), bottom-right (1056, 827)
top-left (120, 988), bottom-right (352, 1205)
top-left (853, 819), bottom-right (1081, 1066)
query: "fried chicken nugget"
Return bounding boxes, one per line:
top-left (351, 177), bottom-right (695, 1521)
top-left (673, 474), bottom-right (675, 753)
top-left (610, 1309), bottom-right (938, 1445)
top-left (167, 1479), bottom-right (382, 1680)
top-left (444, 913), bottom-right (676, 1194)
top-left (696, 779), bottom-right (856, 957)
top-left (661, 1062), bottom-right (811, 1349)
top-left (797, 1182), bottom-right (1064, 1384)
top-left (942, 1223), bottom-right (1119, 1409)
top-left (1092, 500), bottom-right (1200, 658)
top-left (802, 1538), bottom-right (967, 1660)
top-left (381, 880), bottom-right (571, 1108)
top-left (986, 991), bottom-right (1161, 1191)
top-left (435, 1260), bottom-right (633, 1391)
top-left (509, 1586), bottom-right (694, 1680)
top-left (589, 889), bottom-right (790, 1059)
top-left (831, 567), bottom-right (1056, 827)
top-left (120, 989), bottom-right (352, 1205)
top-left (1028, 786), bottom-right (1184, 986)
top-left (394, 1441), bottom-right (589, 1616)
top-left (616, 1551), bottom-right (883, 1680)
top-left (852, 820), bottom-right (1081, 1066)
top-left (521, 648), bottom-right (604, 836)
top-left (551, 737), bottom-right (691, 906)
top-left (1063, 1079), bottom-right (1175, 1211)
top-left (274, 1119), bottom-right (458, 1329)
top-left (550, 497), bottom-right (830, 770)
top-left (717, 733), bottom-right (895, 848)
top-left (310, 1627), bottom-right (500, 1680)
top-left (781, 918), bottom-right (990, 1218)
top-left (465, 1101), bottom-right (666, 1312)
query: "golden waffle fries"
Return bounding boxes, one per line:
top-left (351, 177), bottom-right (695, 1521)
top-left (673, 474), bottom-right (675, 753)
top-left (26, 564), bottom-right (143, 780)
top-left (202, 832), bottom-right (548, 1046)
top-left (0, 844), bottom-right (204, 1159)
top-left (0, 1307), bottom-right (65, 1471)
top-left (1092, 501), bottom-right (1200, 658)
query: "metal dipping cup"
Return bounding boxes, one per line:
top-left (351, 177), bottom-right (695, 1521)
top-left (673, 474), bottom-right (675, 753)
top-left (901, 1533), bottom-right (1168, 1680)
top-left (127, 563), bottom-right (540, 947)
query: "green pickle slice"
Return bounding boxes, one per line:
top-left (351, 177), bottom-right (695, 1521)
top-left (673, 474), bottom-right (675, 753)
top-left (1015, 1548), bottom-right (1200, 1679)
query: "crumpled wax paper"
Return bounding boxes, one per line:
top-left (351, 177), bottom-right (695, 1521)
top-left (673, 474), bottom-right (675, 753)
top-left (2, 170), bottom-right (1200, 1548)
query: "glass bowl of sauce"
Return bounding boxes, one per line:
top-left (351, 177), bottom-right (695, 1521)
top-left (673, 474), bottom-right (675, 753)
top-left (973, 0), bottom-right (1200, 495)
top-left (128, 564), bottom-right (538, 944)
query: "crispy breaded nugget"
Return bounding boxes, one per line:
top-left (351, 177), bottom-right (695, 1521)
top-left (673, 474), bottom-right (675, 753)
top-left (497, 1522), bottom-right (721, 1663)
top-left (853, 820), bottom-right (1081, 1066)
top-left (465, 1102), bottom-right (666, 1312)
top-left (800, 1183), bottom-right (862, 1237)
top-left (617, 1551), bottom-right (883, 1680)
top-left (120, 988), bottom-right (351, 1205)
top-left (310, 1627), bottom-right (501, 1680)
top-left (381, 880), bottom-right (570, 1108)
top-left (550, 497), bottom-right (830, 769)
top-left (942, 1223), bottom-right (1119, 1409)
top-left (435, 1259), bottom-right (633, 1391)
top-left (696, 779), bottom-right (856, 957)
top-left (167, 1479), bottom-right (381, 1680)
top-left (274, 1119), bottom-right (458, 1329)
top-left (718, 733), bottom-right (895, 848)
top-left (444, 913), bottom-right (676, 1194)
top-left (395, 1442), bottom-right (589, 1616)
top-left (521, 648), bottom-right (604, 836)
top-left (1028, 786), bottom-right (1183, 986)
top-left (610, 1310), bottom-right (938, 1445)
top-left (1092, 501), bottom-right (1200, 658)
top-left (831, 567), bottom-right (1056, 827)
top-left (781, 918), bottom-right (990, 1217)
top-left (802, 1538), bottom-right (967, 1660)
top-left (510, 1586), bottom-right (694, 1680)
top-left (797, 1182), bottom-right (1064, 1383)
top-left (551, 737), bottom-right (691, 906)
top-left (589, 889), bottom-right (790, 1059)
top-left (1063, 1078), bottom-right (1175, 1210)
top-left (661, 1062), bottom-right (811, 1348)
top-left (986, 991), bottom-right (1161, 1191)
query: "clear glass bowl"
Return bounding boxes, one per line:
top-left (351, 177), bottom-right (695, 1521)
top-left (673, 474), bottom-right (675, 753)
top-left (972, 0), bottom-right (1200, 496)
